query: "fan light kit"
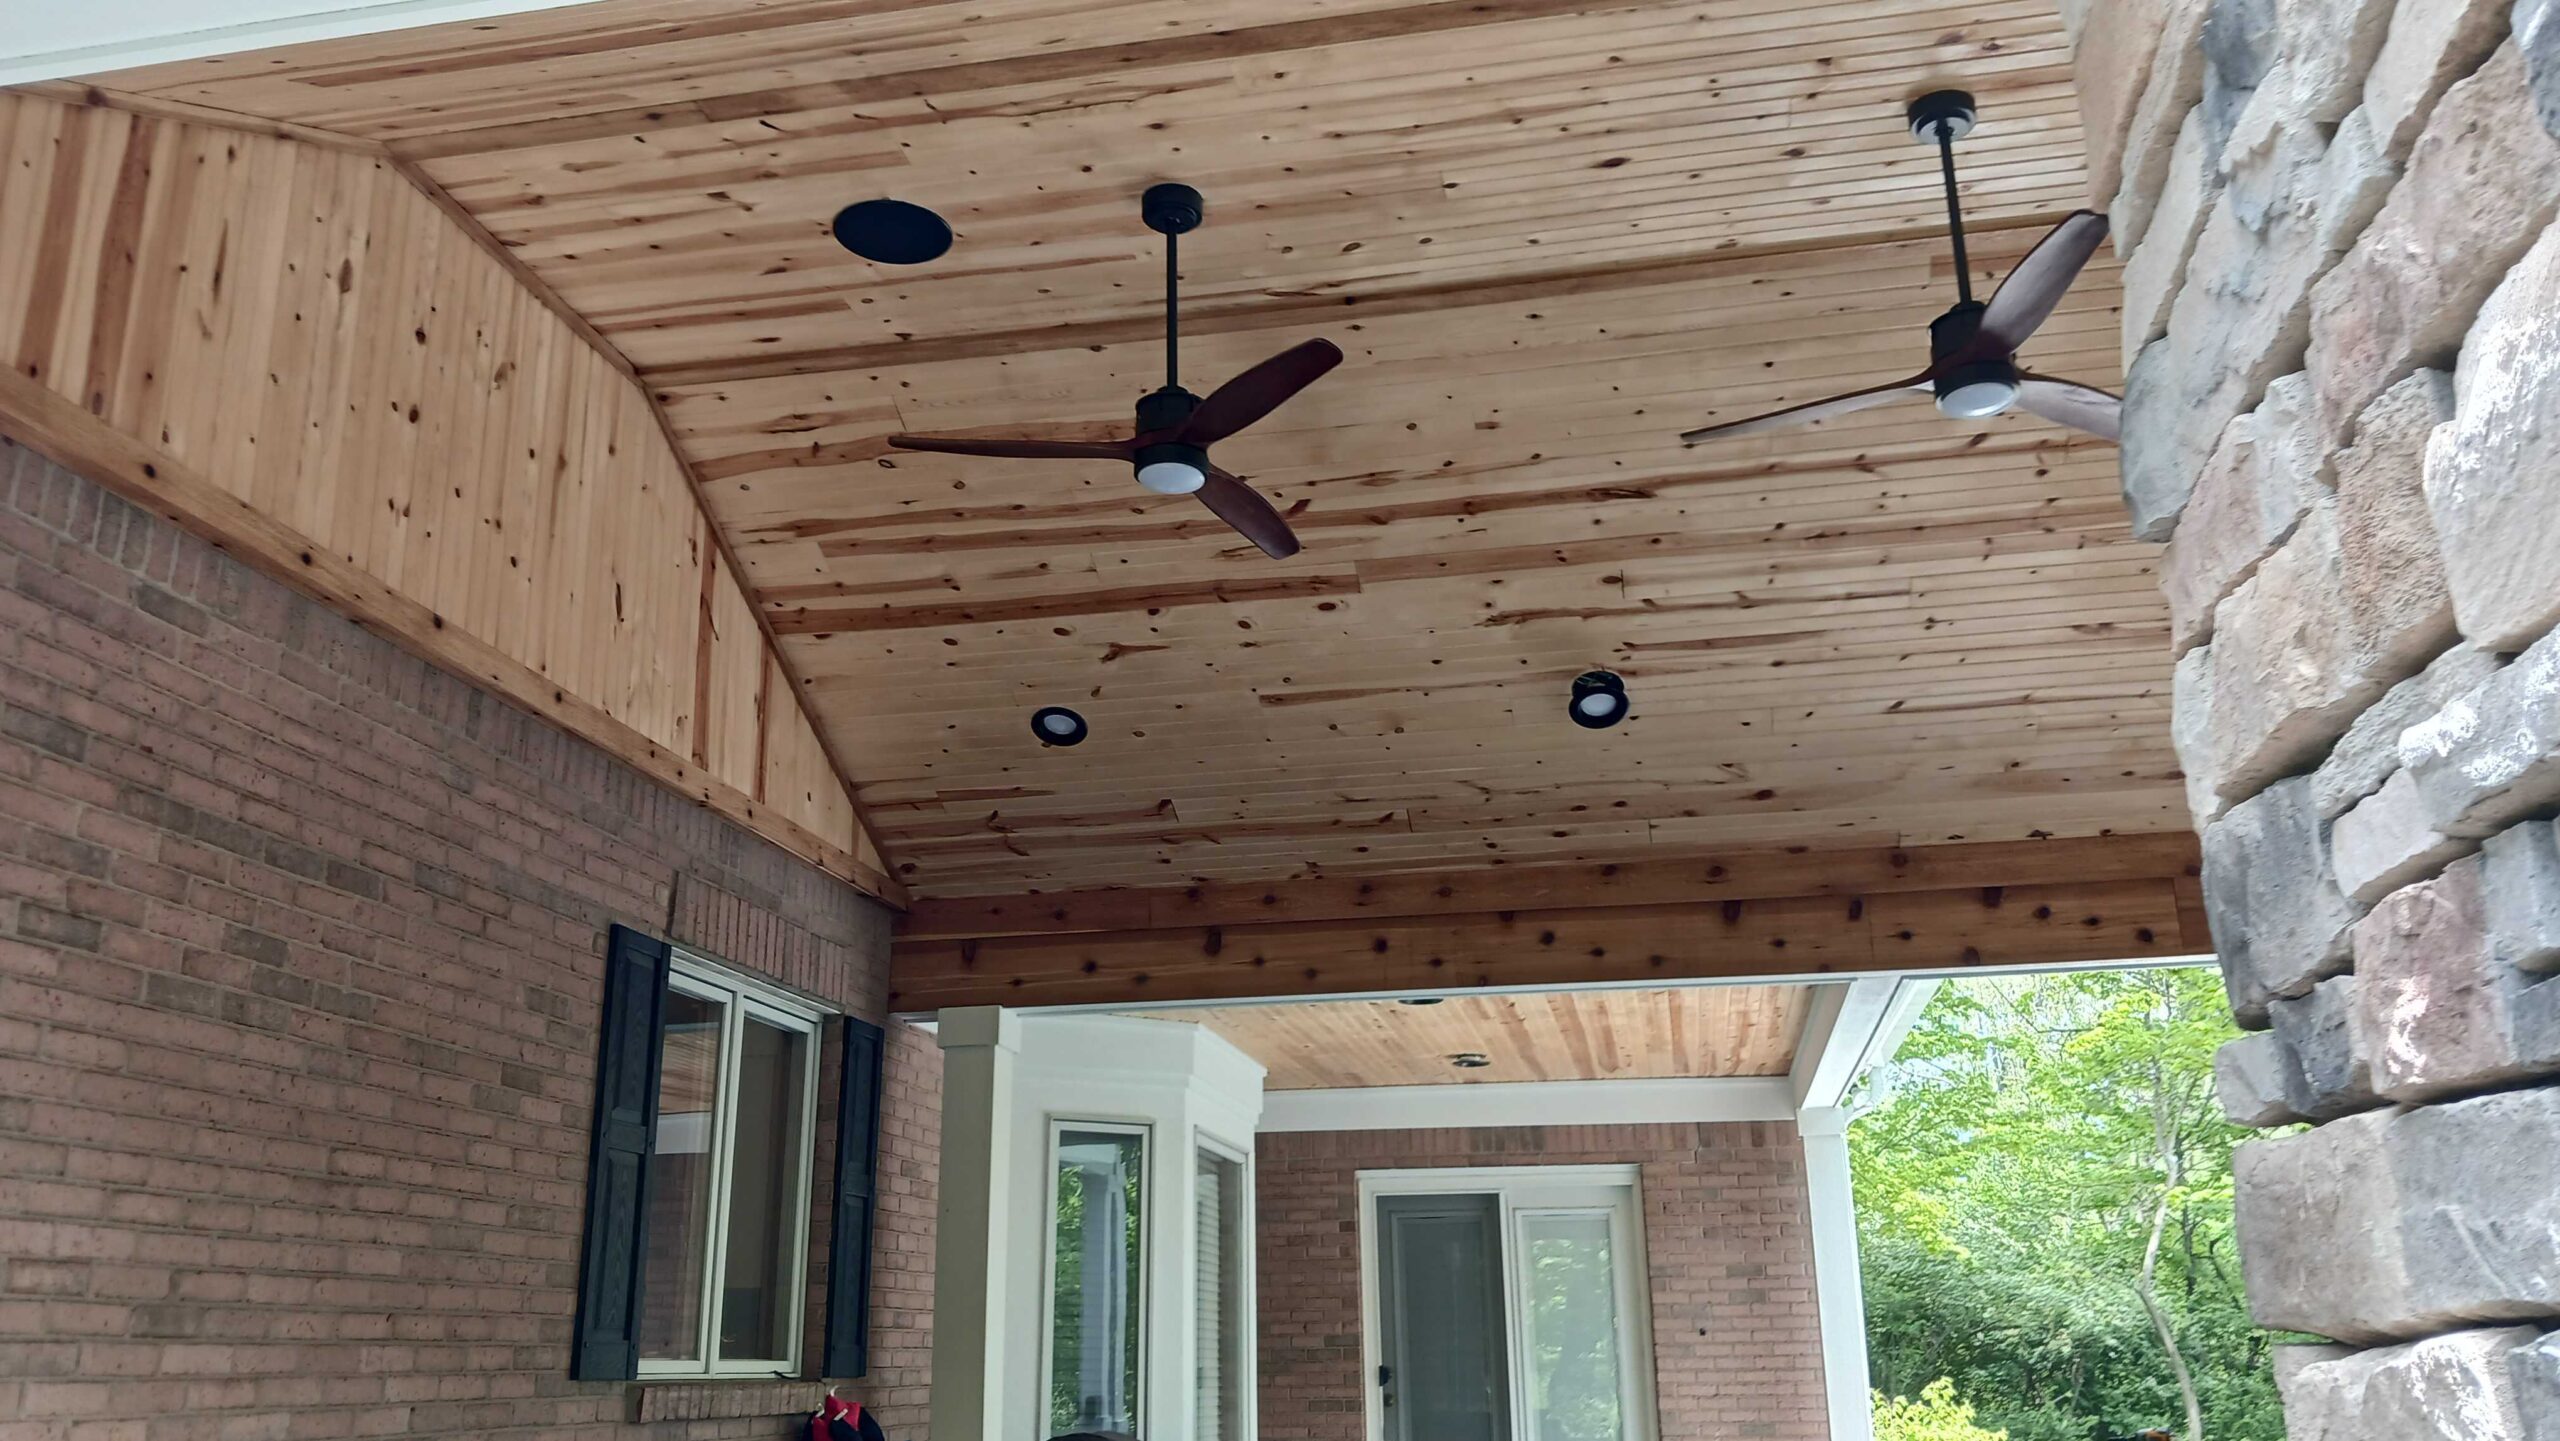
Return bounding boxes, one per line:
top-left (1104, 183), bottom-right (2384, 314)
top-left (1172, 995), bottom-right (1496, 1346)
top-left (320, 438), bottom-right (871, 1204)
top-left (1030, 706), bottom-right (1090, 747)
top-left (1570, 671), bottom-right (1632, 730)
top-left (886, 183), bottom-right (1340, 559)
top-left (1678, 91), bottom-right (2122, 446)
top-left (830, 198), bottom-right (954, 265)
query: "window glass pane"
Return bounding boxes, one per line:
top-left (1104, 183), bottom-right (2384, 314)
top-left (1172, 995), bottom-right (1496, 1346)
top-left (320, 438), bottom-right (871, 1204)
top-left (1518, 1211), bottom-right (1626, 1441)
top-left (718, 1013), bottom-right (810, 1361)
top-left (1195, 1149), bottom-right (1245, 1441)
top-left (639, 989), bottom-right (726, 1363)
top-left (1050, 1128), bottom-right (1145, 1435)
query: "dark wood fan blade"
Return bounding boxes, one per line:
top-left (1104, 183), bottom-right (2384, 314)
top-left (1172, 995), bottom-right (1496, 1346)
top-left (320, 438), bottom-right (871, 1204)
top-left (1678, 374), bottom-right (1933, 443)
top-left (1195, 466), bottom-right (1302, 559)
top-left (2014, 374), bottom-right (2123, 442)
top-left (888, 434), bottom-right (1132, 460)
top-left (1977, 211), bottom-right (2108, 354)
top-left (1178, 339), bottom-right (1343, 446)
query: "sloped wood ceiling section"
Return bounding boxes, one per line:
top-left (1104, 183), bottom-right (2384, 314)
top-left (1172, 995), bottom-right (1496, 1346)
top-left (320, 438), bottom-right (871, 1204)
top-left (54, 0), bottom-right (2178, 901)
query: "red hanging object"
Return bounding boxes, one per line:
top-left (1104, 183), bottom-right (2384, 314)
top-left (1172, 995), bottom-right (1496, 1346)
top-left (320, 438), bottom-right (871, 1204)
top-left (809, 1394), bottom-right (885, 1441)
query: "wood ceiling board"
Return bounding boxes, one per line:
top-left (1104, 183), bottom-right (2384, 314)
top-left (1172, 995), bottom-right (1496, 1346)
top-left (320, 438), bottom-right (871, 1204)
top-left (1115, 985), bottom-right (1816, 1089)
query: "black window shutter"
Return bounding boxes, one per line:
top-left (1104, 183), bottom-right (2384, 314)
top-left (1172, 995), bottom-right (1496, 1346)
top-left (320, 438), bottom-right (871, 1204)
top-left (571, 924), bottom-right (671, 1381)
top-left (822, 1015), bottom-right (887, 1378)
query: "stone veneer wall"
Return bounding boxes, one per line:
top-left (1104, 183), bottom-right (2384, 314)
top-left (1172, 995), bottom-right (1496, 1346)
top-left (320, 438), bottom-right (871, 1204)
top-left (2064, 0), bottom-right (2560, 1435)
top-left (1256, 1122), bottom-right (1830, 1441)
top-left (0, 442), bottom-right (941, 1438)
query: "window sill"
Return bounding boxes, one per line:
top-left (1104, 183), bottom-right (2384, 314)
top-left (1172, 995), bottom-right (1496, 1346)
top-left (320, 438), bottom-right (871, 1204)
top-left (630, 1378), bottom-right (831, 1423)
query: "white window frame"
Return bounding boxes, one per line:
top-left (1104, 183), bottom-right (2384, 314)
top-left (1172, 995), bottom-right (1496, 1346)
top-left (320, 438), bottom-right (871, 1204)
top-left (637, 949), bottom-right (826, 1380)
top-left (1193, 1131), bottom-right (1256, 1441)
top-left (1038, 1118), bottom-right (1154, 1439)
top-left (1355, 1165), bottom-right (1661, 1441)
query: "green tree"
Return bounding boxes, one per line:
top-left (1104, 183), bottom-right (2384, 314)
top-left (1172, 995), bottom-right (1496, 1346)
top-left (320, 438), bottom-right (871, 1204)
top-left (1875, 1379), bottom-right (2009, 1441)
top-left (1850, 969), bottom-right (2287, 1441)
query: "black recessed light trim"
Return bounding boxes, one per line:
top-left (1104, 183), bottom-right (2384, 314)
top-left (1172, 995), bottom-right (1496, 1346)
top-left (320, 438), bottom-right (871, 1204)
top-left (832, 198), bottom-right (954, 265)
top-left (1569, 669), bottom-right (1631, 729)
top-left (1030, 706), bottom-right (1090, 747)
top-left (1397, 997), bottom-right (1446, 1007)
top-left (1449, 1052), bottom-right (1492, 1069)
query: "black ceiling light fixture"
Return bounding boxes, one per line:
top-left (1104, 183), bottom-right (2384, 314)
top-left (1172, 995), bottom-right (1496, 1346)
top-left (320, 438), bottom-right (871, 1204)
top-left (1029, 706), bottom-right (1090, 747)
top-left (831, 198), bottom-right (954, 265)
top-left (1569, 670), bottom-right (1631, 730)
top-left (1674, 90), bottom-right (2122, 445)
top-left (1397, 997), bottom-right (1447, 1007)
top-left (1449, 1052), bottom-right (1492, 1070)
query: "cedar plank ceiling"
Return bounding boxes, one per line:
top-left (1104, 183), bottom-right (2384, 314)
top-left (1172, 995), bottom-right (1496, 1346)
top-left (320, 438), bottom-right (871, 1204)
top-left (82, 0), bottom-right (2179, 898)
top-left (1114, 986), bottom-right (1814, 1090)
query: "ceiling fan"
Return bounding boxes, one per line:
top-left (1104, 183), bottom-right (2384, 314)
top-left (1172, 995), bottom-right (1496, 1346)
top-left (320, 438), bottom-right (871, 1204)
top-left (886, 183), bottom-right (1339, 560)
top-left (1678, 91), bottom-right (2122, 447)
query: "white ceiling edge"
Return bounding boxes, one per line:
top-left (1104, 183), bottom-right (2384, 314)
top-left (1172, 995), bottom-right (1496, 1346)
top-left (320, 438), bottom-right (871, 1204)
top-left (2, 0), bottom-right (609, 89)
top-left (1257, 1075), bottom-right (1798, 1134)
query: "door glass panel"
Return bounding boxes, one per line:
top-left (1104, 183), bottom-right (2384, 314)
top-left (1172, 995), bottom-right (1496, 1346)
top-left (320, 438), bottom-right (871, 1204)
top-left (1378, 1194), bottom-right (1509, 1441)
top-left (639, 988), bottom-right (725, 1362)
top-left (1195, 1149), bottom-right (1245, 1441)
top-left (717, 1013), bottom-right (809, 1360)
top-left (1051, 1128), bottom-right (1145, 1435)
top-left (1517, 1211), bottom-right (1626, 1441)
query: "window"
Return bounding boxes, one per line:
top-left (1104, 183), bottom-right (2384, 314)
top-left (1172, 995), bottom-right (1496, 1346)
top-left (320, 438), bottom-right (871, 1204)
top-left (636, 954), bottom-right (823, 1377)
top-left (1361, 1168), bottom-right (1657, 1441)
top-left (1195, 1143), bottom-right (1247, 1441)
top-left (1045, 1123), bottom-right (1148, 1436)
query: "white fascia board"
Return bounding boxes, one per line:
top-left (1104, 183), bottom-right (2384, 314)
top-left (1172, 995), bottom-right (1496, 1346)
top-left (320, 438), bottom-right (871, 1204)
top-left (1788, 977), bottom-right (1901, 1112)
top-left (1257, 1075), bottom-right (1796, 1133)
top-left (3, 1), bottom-right (610, 88)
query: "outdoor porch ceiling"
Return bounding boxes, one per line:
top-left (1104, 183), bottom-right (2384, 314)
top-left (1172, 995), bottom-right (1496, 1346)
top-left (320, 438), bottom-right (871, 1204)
top-left (66, 0), bottom-right (2178, 901)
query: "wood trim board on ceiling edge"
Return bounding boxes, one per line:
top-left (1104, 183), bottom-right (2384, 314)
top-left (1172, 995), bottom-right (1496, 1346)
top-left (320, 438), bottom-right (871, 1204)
top-left (0, 373), bottom-right (907, 907)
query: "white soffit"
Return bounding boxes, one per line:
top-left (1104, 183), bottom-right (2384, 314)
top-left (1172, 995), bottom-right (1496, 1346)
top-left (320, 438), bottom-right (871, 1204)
top-left (3, 0), bottom-right (609, 87)
top-left (1258, 1076), bottom-right (1797, 1134)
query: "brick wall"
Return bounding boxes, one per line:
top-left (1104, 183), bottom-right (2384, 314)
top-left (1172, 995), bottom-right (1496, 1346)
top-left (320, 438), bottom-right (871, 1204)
top-left (0, 441), bottom-right (939, 1438)
top-left (2072, 1), bottom-right (2560, 1435)
top-left (1255, 1122), bottom-right (1829, 1441)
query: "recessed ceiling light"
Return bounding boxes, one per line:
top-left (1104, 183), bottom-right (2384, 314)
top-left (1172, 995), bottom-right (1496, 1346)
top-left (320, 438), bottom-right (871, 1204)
top-left (1449, 1052), bottom-right (1492, 1069)
top-left (831, 198), bottom-right (954, 265)
top-left (1569, 670), bottom-right (1631, 729)
top-left (1030, 706), bottom-right (1090, 747)
top-left (1397, 997), bottom-right (1445, 1007)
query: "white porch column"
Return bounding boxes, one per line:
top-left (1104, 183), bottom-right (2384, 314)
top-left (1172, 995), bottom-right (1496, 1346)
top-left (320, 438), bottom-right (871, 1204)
top-left (1799, 1107), bottom-right (1874, 1441)
top-left (931, 1006), bottom-right (1021, 1441)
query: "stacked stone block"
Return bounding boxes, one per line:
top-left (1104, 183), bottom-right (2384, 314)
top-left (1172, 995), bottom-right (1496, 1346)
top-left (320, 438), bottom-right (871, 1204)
top-left (2074, 3), bottom-right (2560, 1436)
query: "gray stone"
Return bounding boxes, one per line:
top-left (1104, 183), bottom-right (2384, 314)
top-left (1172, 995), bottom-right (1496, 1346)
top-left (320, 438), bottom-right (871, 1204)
top-left (2402, 628), bottom-right (2560, 837)
top-left (2283, 1327), bottom-right (2545, 1441)
top-left (2484, 818), bottom-right (2560, 972)
top-left (2352, 853), bottom-right (2549, 1099)
top-left (2280, 0), bottom-right (2406, 120)
top-left (2235, 1107), bottom-right (2411, 1341)
top-left (2367, 0), bottom-right (2521, 158)
top-left (2333, 767), bottom-right (2473, 904)
top-left (2514, 1329), bottom-right (2560, 1441)
top-left (2426, 223), bottom-right (2560, 652)
top-left (2524, 0), bottom-right (2560, 139)
top-left (2173, 644), bottom-right (2229, 827)
top-left (2240, 1088), bottom-right (2560, 1341)
top-left (2119, 114), bottom-right (2397, 540)
top-left (2309, 47), bottom-right (2560, 451)
top-left (2078, 0), bottom-right (2182, 207)
top-left (2333, 370), bottom-right (2461, 685)
top-left (2217, 1029), bottom-right (2308, 1125)
top-left (2314, 642), bottom-right (2504, 819)
top-left (2123, 107), bottom-right (2223, 362)
top-left (2207, 499), bottom-right (2382, 795)
top-left (2204, 0), bottom-right (2286, 158)
top-left (2161, 373), bottom-right (2325, 654)
top-left (2203, 775), bottom-right (2361, 1024)
top-left (2114, 0), bottom-right (2216, 254)
top-left (2397, 1087), bottom-right (2560, 1325)
top-left (2271, 972), bottom-right (2382, 1116)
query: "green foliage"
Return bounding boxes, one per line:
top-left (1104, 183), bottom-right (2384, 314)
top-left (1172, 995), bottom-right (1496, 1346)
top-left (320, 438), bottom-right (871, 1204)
top-left (1875, 1379), bottom-right (2010, 1441)
top-left (1850, 969), bottom-right (2287, 1441)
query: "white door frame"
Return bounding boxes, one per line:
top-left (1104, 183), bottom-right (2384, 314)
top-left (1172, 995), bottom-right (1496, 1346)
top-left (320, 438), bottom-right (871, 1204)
top-left (1354, 1165), bottom-right (1661, 1441)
